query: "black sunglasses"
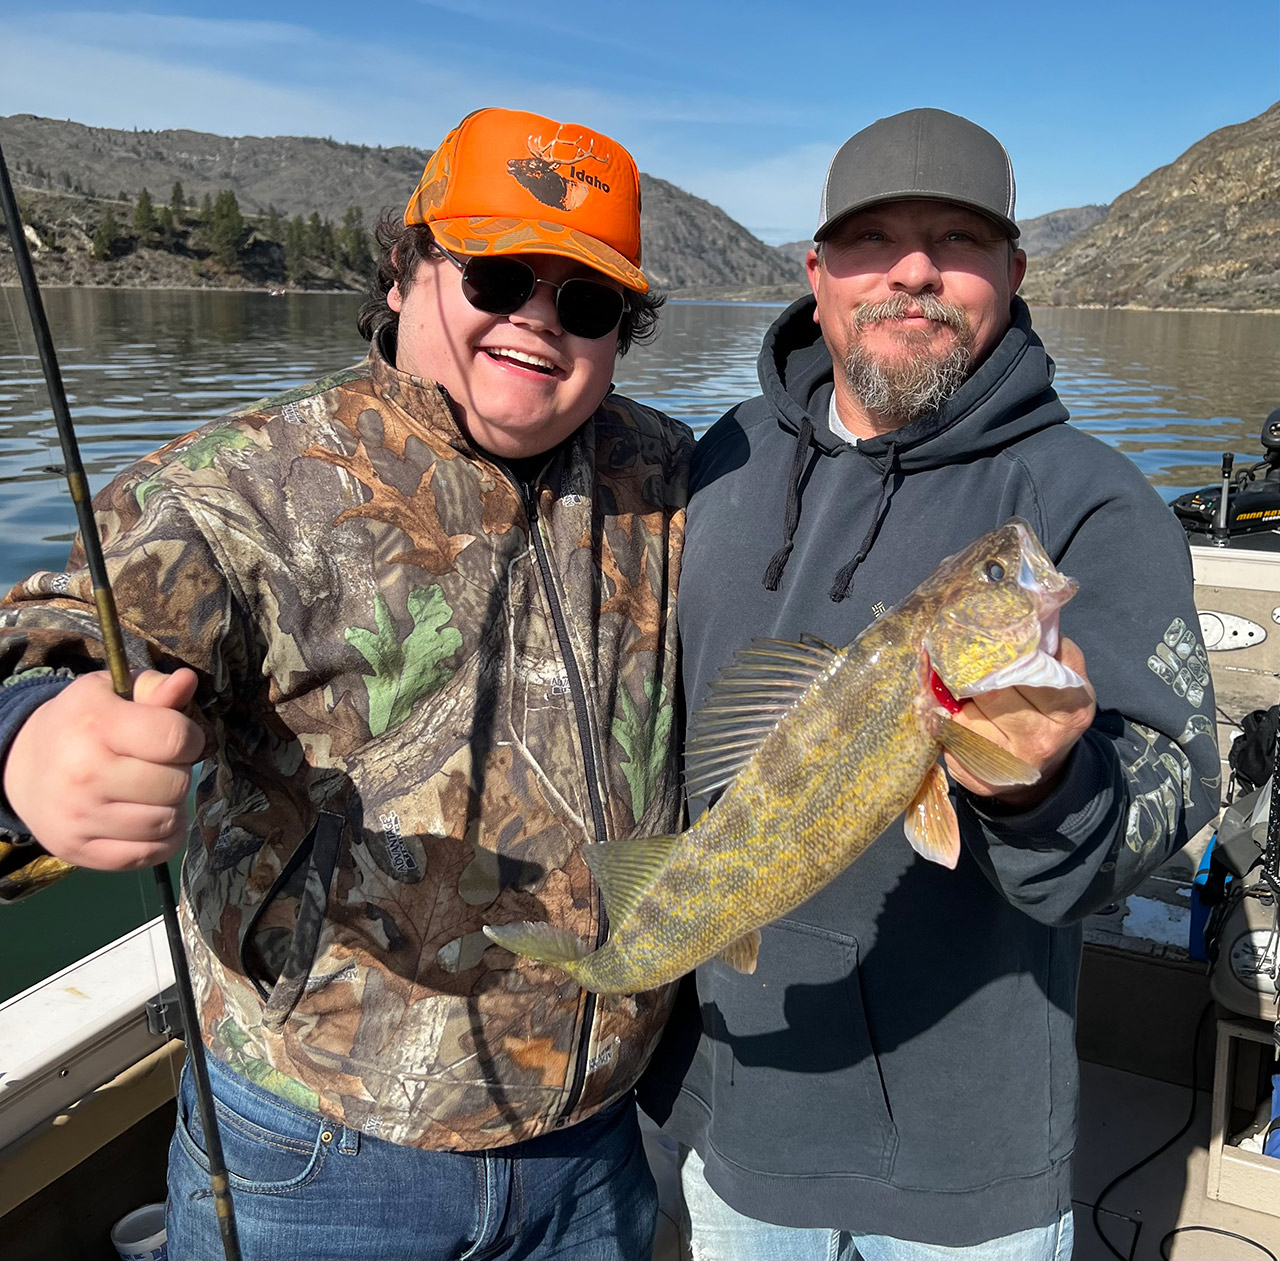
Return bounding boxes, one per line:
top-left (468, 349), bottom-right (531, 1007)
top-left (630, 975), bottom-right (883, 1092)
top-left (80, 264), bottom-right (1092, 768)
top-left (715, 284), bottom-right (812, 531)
top-left (437, 246), bottom-right (628, 340)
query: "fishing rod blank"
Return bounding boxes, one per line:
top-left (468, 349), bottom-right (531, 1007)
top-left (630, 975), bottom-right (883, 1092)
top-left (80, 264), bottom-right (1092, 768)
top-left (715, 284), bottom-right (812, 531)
top-left (0, 145), bottom-right (242, 1261)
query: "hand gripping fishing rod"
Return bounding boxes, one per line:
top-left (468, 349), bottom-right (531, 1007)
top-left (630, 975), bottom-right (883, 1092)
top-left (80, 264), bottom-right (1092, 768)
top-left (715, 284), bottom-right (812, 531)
top-left (0, 146), bottom-right (242, 1261)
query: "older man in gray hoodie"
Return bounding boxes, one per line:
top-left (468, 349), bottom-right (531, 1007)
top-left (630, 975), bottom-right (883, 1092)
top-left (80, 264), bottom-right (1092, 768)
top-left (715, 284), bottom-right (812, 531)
top-left (641, 108), bottom-right (1218, 1261)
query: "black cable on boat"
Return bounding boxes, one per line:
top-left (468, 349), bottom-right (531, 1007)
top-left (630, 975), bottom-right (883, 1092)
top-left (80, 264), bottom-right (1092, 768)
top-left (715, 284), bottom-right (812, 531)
top-left (0, 145), bottom-right (242, 1261)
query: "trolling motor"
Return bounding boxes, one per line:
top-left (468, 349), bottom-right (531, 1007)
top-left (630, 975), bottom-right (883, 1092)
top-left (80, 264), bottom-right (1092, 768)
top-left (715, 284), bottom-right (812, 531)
top-left (1170, 407), bottom-right (1280, 542)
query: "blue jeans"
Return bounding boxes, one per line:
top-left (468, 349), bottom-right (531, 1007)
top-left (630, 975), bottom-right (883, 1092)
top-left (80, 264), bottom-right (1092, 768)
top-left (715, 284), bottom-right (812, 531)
top-left (166, 1051), bottom-right (658, 1260)
top-left (680, 1149), bottom-right (1074, 1261)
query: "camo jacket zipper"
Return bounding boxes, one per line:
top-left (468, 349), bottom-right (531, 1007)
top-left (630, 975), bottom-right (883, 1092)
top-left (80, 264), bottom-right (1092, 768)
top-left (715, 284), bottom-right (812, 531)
top-left (518, 475), bottom-right (609, 1125)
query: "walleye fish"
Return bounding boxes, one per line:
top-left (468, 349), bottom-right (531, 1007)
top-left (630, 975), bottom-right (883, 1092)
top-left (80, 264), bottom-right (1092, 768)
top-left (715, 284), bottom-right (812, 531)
top-left (484, 519), bottom-right (1084, 994)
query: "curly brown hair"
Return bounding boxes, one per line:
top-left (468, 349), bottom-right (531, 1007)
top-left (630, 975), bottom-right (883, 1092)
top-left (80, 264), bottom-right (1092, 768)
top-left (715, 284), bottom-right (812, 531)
top-left (356, 212), bottom-right (663, 355)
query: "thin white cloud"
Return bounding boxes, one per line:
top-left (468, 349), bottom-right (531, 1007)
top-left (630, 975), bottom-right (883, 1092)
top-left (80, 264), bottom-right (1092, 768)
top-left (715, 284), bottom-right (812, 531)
top-left (0, 8), bottom-right (828, 243)
top-left (0, 8), bottom-right (803, 144)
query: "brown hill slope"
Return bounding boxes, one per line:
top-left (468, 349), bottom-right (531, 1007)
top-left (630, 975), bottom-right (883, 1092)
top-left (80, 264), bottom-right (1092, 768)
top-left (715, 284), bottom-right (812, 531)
top-left (0, 115), bottom-right (425, 224)
top-left (0, 115), bottom-right (798, 293)
top-left (1017, 205), bottom-right (1108, 258)
top-left (636, 175), bottom-right (800, 289)
top-left (1021, 103), bottom-right (1278, 310)
top-left (0, 188), bottom-right (364, 291)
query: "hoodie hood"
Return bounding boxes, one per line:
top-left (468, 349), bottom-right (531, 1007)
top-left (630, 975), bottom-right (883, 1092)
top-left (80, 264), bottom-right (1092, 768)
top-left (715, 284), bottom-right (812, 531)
top-left (759, 294), bottom-right (1068, 470)
top-left (754, 294), bottom-right (1068, 598)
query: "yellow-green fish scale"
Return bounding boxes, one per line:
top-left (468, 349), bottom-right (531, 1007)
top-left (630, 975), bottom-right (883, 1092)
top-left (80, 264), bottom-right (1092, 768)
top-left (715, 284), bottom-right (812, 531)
top-left (569, 628), bottom-right (939, 992)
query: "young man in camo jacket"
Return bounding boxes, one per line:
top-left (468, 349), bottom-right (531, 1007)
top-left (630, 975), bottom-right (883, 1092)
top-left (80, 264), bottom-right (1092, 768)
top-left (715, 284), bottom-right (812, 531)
top-left (0, 107), bottom-right (692, 1260)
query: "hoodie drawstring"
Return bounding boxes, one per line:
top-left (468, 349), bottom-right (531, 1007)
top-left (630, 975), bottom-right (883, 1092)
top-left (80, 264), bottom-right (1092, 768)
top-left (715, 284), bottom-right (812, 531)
top-left (828, 440), bottom-right (900, 603)
top-left (762, 415), bottom-right (814, 591)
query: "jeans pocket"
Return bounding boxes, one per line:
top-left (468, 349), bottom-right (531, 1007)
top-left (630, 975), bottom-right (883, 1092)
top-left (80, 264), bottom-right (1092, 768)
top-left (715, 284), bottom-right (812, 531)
top-left (175, 1056), bottom-right (330, 1194)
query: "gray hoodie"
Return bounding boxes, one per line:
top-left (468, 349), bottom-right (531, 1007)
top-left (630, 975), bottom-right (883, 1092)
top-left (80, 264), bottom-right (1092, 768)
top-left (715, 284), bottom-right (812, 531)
top-left (639, 295), bottom-right (1219, 1244)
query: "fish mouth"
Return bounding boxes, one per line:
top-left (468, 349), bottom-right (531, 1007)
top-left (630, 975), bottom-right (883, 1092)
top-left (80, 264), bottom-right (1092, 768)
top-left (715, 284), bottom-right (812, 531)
top-left (959, 607), bottom-right (1085, 696)
top-left (1011, 521), bottom-right (1077, 614)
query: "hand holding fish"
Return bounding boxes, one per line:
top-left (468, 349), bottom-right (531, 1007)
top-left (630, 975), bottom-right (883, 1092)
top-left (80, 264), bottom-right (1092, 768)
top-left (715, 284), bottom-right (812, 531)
top-left (3, 668), bottom-right (204, 870)
top-left (945, 636), bottom-right (1096, 810)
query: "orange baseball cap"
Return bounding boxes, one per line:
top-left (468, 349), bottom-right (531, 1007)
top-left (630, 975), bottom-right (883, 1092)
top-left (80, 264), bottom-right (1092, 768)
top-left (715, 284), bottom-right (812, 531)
top-left (404, 107), bottom-right (649, 293)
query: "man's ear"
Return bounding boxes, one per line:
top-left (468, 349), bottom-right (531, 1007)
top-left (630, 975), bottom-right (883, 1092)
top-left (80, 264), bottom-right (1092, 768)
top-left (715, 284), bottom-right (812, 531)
top-left (1009, 247), bottom-right (1028, 295)
top-left (806, 248), bottom-right (822, 322)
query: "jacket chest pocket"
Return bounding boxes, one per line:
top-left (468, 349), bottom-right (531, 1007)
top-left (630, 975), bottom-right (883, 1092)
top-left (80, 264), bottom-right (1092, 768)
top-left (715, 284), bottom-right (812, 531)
top-left (240, 810), bottom-right (346, 1031)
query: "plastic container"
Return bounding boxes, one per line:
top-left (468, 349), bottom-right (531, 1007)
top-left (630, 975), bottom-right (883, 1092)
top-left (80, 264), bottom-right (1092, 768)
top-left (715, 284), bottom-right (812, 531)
top-left (110, 1203), bottom-right (168, 1261)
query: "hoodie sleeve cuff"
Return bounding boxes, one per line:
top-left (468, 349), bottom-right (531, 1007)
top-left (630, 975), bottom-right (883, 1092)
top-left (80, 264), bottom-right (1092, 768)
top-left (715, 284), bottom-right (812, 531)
top-left (0, 674), bottom-right (74, 835)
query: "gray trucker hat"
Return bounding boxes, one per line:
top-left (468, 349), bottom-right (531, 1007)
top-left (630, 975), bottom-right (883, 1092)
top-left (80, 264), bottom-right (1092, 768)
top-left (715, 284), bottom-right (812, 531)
top-left (816, 108), bottom-right (1019, 241)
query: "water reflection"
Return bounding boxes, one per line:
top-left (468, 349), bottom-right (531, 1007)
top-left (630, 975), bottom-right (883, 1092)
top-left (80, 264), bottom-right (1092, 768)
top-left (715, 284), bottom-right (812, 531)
top-left (1, 291), bottom-right (1277, 593)
top-left (1031, 306), bottom-right (1278, 484)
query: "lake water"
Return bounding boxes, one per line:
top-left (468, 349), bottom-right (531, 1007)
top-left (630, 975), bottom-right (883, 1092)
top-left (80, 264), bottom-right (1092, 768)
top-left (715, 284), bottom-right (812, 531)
top-left (0, 289), bottom-right (1277, 1000)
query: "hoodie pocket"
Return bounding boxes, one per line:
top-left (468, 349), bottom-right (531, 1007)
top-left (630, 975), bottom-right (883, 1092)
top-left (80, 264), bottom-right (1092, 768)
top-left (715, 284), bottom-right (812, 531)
top-left (702, 918), bottom-right (897, 1179)
top-left (240, 811), bottom-right (345, 1031)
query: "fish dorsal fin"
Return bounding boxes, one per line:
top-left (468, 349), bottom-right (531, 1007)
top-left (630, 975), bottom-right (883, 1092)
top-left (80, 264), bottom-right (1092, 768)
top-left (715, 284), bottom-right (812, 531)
top-left (685, 637), bottom-right (841, 799)
top-left (716, 929), bottom-right (761, 974)
top-left (935, 716), bottom-right (1039, 787)
top-left (582, 835), bottom-right (681, 925)
top-left (903, 763), bottom-right (961, 868)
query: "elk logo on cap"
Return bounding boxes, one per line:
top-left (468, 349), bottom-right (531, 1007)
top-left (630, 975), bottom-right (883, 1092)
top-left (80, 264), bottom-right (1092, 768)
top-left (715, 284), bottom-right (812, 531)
top-left (508, 127), bottom-right (611, 212)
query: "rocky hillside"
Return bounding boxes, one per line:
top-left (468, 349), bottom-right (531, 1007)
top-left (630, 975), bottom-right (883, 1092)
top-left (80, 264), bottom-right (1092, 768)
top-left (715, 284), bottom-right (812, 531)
top-left (1017, 205), bottom-right (1108, 258)
top-left (0, 114), bottom-right (798, 294)
top-left (637, 174), bottom-right (799, 289)
top-left (781, 205), bottom-right (1106, 262)
top-left (0, 115), bottom-right (427, 226)
top-left (774, 239), bottom-right (812, 269)
top-left (0, 188), bottom-right (366, 292)
top-left (4, 107), bottom-right (1275, 308)
top-left (1021, 102), bottom-right (1278, 310)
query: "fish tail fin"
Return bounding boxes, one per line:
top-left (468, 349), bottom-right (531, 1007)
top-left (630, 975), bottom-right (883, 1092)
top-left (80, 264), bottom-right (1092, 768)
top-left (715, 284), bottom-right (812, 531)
top-left (482, 922), bottom-right (591, 969)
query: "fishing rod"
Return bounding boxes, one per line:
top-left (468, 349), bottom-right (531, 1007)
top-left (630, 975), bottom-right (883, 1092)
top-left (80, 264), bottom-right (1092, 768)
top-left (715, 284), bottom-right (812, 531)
top-left (0, 146), bottom-right (242, 1261)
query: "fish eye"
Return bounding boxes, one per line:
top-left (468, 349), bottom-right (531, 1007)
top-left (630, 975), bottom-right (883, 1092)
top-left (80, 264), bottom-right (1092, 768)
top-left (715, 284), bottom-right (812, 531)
top-left (985, 560), bottom-right (1005, 581)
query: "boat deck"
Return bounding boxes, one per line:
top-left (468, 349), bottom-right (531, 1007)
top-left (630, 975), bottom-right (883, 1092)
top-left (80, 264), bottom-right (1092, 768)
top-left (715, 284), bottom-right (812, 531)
top-left (1072, 1058), bottom-right (1278, 1261)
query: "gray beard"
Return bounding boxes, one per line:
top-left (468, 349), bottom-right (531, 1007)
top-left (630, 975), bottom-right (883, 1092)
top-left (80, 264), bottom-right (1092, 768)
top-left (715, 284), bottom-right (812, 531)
top-left (839, 294), bottom-right (974, 426)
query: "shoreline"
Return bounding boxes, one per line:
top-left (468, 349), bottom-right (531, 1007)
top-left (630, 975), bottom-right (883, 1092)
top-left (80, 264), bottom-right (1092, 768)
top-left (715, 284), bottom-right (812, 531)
top-left (1, 281), bottom-right (1276, 317)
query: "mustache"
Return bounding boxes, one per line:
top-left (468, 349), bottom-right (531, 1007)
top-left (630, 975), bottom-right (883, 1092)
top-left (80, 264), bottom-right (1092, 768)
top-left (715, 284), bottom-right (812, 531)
top-left (850, 293), bottom-right (970, 333)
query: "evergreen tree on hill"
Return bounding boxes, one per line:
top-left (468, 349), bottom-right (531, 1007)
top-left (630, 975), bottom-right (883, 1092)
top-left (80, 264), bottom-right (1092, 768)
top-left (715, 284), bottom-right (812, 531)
top-left (339, 206), bottom-right (371, 271)
top-left (91, 207), bottom-right (120, 261)
top-left (284, 214), bottom-right (308, 284)
top-left (210, 189), bottom-right (247, 268)
top-left (134, 187), bottom-right (155, 240)
top-left (155, 204), bottom-right (176, 248)
top-left (306, 211), bottom-right (336, 262)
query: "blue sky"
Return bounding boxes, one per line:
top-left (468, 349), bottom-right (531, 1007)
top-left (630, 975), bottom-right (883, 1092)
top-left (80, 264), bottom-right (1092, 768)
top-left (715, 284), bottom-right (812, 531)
top-left (0, 1), bottom-right (1275, 244)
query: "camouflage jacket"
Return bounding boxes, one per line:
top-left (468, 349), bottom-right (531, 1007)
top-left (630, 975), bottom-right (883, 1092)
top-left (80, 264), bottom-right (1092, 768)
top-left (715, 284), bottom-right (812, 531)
top-left (0, 339), bottom-right (693, 1150)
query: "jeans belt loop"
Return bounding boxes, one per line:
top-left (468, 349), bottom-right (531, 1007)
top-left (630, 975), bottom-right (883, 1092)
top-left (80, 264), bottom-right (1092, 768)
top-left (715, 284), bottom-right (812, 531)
top-left (338, 1126), bottom-right (360, 1156)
